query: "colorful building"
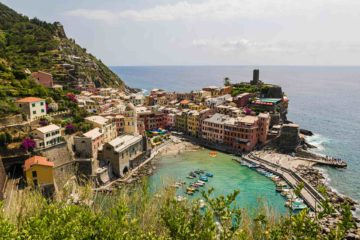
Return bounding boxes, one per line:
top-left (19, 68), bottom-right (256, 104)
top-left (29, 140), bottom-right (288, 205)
top-left (233, 93), bottom-right (254, 107)
top-left (15, 97), bottom-right (47, 121)
top-left (175, 110), bottom-right (189, 133)
top-left (24, 156), bottom-right (54, 188)
top-left (138, 112), bottom-right (166, 130)
top-left (85, 115), bottom-right (117, 142)
top-left (187, 110), bottom-right (200, 137)
top-left (202, 113), bottom-right (270, 152)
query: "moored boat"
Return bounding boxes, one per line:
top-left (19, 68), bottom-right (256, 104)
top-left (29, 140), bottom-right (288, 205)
top-left (205, 172), bottom-right (213, 177)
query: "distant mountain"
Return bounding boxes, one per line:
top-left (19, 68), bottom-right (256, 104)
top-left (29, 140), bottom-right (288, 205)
top-left (0, 2), bottom-right (125, 89)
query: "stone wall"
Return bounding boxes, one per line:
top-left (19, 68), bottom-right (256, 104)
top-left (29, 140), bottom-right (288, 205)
top-left (0, 158), bottom-right (6, 200)
top-left (0, 114), bottom-right (23, 127)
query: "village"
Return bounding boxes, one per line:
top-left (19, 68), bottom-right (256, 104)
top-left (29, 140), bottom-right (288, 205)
top-left (0, 69), bottom-right (297, 195)
top-left (0, 68), bottom-right (359, 238)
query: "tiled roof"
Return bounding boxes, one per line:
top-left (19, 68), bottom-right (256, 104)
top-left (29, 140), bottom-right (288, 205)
top-left (16, 97), bottom-right (44, 103)
top-left (36, 124), bottom-right (60, 133)
top-left (24, 156), bottom-right (54, 171)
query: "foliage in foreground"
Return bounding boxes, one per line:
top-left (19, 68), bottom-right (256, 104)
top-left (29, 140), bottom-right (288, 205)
top-left (0, 182), bottom-right (356, 240)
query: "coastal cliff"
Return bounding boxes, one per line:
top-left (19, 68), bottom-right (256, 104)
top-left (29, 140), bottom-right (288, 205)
top-left (0, 2), bottom-right (125, 89)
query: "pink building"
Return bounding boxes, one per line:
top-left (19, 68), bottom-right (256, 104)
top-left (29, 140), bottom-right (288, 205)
top-left (31, 71), bottom-right (53, 88)
top-left (233, 93), bottom-right (254, 108)
top-left (202, 113), bottom-right (270, 152)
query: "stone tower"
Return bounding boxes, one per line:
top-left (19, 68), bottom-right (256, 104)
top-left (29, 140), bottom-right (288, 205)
top-left (250, 69), bottom-right (261, 85)
top-left (124, 102), bottom-right (138, 135)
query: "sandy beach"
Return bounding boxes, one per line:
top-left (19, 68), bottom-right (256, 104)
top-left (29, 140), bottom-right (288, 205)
top-left (157, 136), bottom-right (202, 156)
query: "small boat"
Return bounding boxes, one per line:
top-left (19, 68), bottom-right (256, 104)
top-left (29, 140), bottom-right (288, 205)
top-left (209, 151), bottom-right (217, 157)
top-left (187, 187), bottom-right (196, 192)
top-left (199, 176), bottom-right (208, 182)
top-left (196, 181), bottom-right (205, 186)
top-left (205, 173), bottom-right (213, 177)
top-left (276, 185), bottom-right (290, 192)
top-left (187, 176), bottom-right (195, 179)
top-left (194, 170), bottom-right (201, 175)
top-left (291, 202), bottom-right (307, 211)
top-left (276, 181), bottom-right (288, 187)
top-left (185, 191), bottom-right (194, 196)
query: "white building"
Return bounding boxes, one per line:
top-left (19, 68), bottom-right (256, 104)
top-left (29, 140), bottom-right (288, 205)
top-left (15, 97), bottom-right (47, 121)
top-left (32, 124), bottom-right (62, 149)
top-left (85, 115), bottom-right (117, 142)
top-left (205, 94), bottom-right (232, 108)
top-left (129, 93), bottom-right (145, 106)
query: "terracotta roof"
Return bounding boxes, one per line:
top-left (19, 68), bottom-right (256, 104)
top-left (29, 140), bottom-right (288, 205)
top-left (16, 97), bottom-right (44, 103)
top-left (24, 156), bottom-right (54, 171)
top-left (180, 100), bottom-right (190, 104)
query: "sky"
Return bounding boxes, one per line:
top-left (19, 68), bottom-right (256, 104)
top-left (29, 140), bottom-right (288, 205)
top-left (2, 0), bottom-right (360, 66)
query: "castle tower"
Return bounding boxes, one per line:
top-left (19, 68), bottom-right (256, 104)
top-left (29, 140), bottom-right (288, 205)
top-left (124, 102), bottom-right (138, 135)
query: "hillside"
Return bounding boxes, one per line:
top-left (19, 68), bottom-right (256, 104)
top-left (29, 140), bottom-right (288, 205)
top-left (0, 2), bottom-right (125, 89)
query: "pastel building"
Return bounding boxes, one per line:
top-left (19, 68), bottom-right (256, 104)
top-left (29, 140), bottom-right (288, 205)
top-left (85, 115), bottom-right (117, 142)
top-left (103, 135), bottom-right (144, 177)
top-left (138, 112), bottom-right (166, 130)
top-left (187, 110), bottom-right (200, 137)
top-left (205, 94), bottom-right (232, 108)
top-left (74, 127), bottom-right (104, 160)
top-left (24, 156), bottom-right (54, 189)
top-left (175, 110), bottom-right (189, 133)
top-left (202, 113), bottom-right (270, 152)
top-left (202, 113), bottom-right (226, 144)
top-left (233, 93), bottom-right (254, 108)
top-left (15, 97), bottom-right (47, 121)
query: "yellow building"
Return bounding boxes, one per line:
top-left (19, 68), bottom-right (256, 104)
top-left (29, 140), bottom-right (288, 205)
top-left (188, 103), bottom-right (206, 111)
top-left (175, 110), bottom-right (189, 133)
top-left (124, 102), bottom-right (138, 135)
top-left (24, 156), bottom-right (54, 188)
top-left (187, 110), bottom-right (200, 137)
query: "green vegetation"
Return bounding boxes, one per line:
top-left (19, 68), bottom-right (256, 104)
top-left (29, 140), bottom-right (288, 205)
top-left (0, 2), bottom-right (124, 88)
top-left (231, 83), bottom-right (259, 96)
top-left (0, 181), bottom-right (356, 239)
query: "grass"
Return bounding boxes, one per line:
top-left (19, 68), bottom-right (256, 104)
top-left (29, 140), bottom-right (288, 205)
top-left (0, 173), bottom-right (357, 239)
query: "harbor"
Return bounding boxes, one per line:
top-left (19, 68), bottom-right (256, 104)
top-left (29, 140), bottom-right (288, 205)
top-left (148, 148), bottom-right (288, 215)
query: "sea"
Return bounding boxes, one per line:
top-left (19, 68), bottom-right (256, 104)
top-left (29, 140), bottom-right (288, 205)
top-left (111, 65), bottom-right (360, 213)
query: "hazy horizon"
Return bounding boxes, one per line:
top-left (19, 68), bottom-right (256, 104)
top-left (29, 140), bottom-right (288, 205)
top-left (3, 0), bottom-right (360, 66)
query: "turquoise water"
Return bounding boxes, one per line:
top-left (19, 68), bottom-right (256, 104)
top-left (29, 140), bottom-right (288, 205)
top-left (148, 149), bottom-right (288, 215)
top-left (112, 65), bottom-right (360, 210)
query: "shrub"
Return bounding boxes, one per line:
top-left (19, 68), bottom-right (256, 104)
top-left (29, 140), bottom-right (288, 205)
top-left (21, 137), bottom-right (36, 151)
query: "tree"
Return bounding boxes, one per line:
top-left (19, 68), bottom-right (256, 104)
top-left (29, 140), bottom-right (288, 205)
top-left (224, 77), bottom-right (231, 86)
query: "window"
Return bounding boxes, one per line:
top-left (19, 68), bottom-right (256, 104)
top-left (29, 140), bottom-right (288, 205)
top-left (32, 103), bottom-right (36, 107)
top-left (33, 111), bottom-right (36, 114)
top-left (41, 109), bottom-right (44, 113)
top-left (32, 171), bottom-right (37, 178)
top-left (40, 102), bottom-right (44, 106)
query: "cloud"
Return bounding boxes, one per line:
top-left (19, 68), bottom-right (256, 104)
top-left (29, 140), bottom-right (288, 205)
top-left (65, 0), bottom-right (360, 23)
top-left (192, 38), bottom-right (360, 54)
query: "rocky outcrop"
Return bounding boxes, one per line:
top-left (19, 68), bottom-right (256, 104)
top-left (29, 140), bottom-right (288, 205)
top-left (276, 123), bottom-right (300, 152)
